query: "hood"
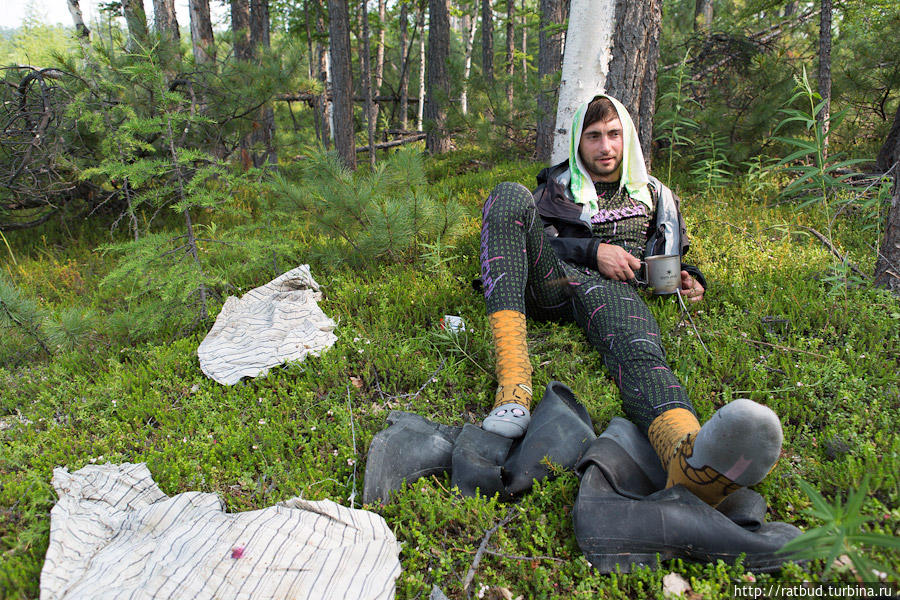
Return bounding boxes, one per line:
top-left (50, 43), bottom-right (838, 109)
top-left (568, 94), bottom-right (652, 213)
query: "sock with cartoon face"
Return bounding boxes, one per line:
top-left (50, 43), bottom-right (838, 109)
top-left (648, 400), bottom-right (783, 507)
top-left (482, 310), bottom-right (533, 438)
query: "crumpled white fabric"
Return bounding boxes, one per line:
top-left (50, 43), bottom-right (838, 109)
top-left (198, 265), bottom-right (338, 385)
top-left (41, 463), bottom-right (401, 600)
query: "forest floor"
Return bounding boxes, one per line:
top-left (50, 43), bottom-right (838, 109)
top-left (1, 151), bottom-right (898, 599)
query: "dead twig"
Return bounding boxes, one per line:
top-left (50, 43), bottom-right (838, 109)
top-left (707, 331), bottom-right (828, 359)
top-left (794, 225), bottom-right (866, 277)
top-left (482, 549), bottom-right (565, 563)
top-left (463, 507), bottom-right (519, 597)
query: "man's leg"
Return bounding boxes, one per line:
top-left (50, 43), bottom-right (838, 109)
top-left (479, 182), bottom-right (573, 437)
top-left (570, 277), bottom-right (782, 506)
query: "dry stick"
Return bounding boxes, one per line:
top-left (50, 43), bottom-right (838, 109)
top-left (483, 549), bottom-right (565, 563)
top-left (676, 289), bottom-right (712, 358)
top-left (346, 385), bottom-right (358, 508)
top-left (463, 507), bottom-right (519, 597)
top-left (355, 133), bottom-right (425, 153)
top-left (707, 331), bottom-right (828, 359)
top-left (793, 225), bottom-right (866, 277)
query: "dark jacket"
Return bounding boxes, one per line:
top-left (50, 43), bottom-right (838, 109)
top-left (533, 160), bottom-right (706, 288)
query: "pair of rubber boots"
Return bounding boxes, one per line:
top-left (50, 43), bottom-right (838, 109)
top-left (364, 380), bottom-right (595, 502)
top-left (363, 382), bottom-right (800, 572)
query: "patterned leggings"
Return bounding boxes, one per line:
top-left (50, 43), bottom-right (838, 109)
top-left (480, 182), bottom-right (695, 432)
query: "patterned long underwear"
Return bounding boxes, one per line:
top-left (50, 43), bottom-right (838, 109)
top-left (480, 181), bottom-right (696, 433)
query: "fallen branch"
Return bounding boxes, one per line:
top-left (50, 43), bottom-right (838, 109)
top-left (482, 549), bottom-right (565, 563)
top-left (794, 225), bottom-right (866, 277)
top-left (463, 507), bottom-right (519, 597)
top-left (355, 134), bottom-right (425, 154)
top-left (707, 331), bottom-right (828, 359)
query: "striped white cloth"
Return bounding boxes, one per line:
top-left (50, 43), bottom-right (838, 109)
top-left (41, 463), bottom-right (401, 600)
top-left (197, 265), bottom-right (338, 385)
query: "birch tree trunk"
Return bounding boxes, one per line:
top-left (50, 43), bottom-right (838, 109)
top-left (122, 0), bottom-right (150, 52)
top-left (361, 0), bottom-right (377, 167)
top-left (505, 0), bottom-right (515, 106)
top-left (152, 0), bottom-right (180, 44)
top-left (374, 0), bottom-right (386, 126)
top-left (417, 5), bottom-right (426, 131)
top-left (482, 0), bottom-right (494, 83)
top-left (817, 0), bottom-right (832, 160)
top-left (67, 0), bottom-right (90, 39)
top-left (329, 0), bottom-right (356, 168)
top-left (425, 0), bottom-right (451, 153)
top-left (535, 0), bottom-right (567, 162)
top-left (189, 0), bottom-right (216, 64)
top-left (693, 0), bottom-right (712, 31)
top-left (551, 0), bottom-right (660, 166)
top-left (461, 6), bottom-right (479, 116)
top-left (399, 2), bottom-right (410, 131)
top-left (316, 8), bottom-right (333, 149)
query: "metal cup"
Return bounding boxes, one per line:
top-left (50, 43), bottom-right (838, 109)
top-left (636, 254), bottom-right (681, 295)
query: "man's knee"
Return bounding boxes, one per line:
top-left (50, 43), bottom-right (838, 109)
top-left (483, 181), bottom-right (534, 220)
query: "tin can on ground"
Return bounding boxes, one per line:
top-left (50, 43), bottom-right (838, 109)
top-left (441, 315), bottom-right (466, 333)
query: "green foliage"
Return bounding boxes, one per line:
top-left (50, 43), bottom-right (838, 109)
top-left (690, 134), bottom-right (734, 197)
top-left (273, 148), bottom-right (468, 266)
top-left (774, 68), bottom-right (867, 211)
top-left (655, 50), bottom-right (700, 183)
top-left (780, 476), bottom-right (900, 579)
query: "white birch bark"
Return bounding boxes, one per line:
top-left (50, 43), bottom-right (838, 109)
top-left (461, 8), bottom-right (479, 116)
top-left (417, 6), bottom-right (426, 131)
top-left (550, 0), bottom-right (616, 164)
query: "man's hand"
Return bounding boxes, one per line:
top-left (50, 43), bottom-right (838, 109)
top-left (680, 270), bottom-right (705, 303)
top-left (596, 243), bottom-right (641, 281)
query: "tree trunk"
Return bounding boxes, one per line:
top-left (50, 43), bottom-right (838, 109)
top-left (250, 0), bottom-right (276, 166)
top-left (876, 101), bottom-right (900, 173)
top-left (693, 0), bottom-right (712, 31)
top-left (520, 0), bottom-right (527, 78)
top-left (417, 5), bottom-right (426, 131)
top-left (122, 0), bottom-right (150, 52)
top-left (461, 7), bottom-right (479, 116)
top-left (67, 0), bottom-right (90, 39)
top-left (188, 0), bottom-right (216, 64)
top-left (328, 0), bottom-right (356, 168)
top-left (425, 0), bottom-right (451, 153)
top-left (817, 0), bottom-right (832, 160)
top-left (535, 0), bottom-right (567, 162)
top-left (875, 106), bottom-right (900, 294)
top-left (231, 0), bottom-right (252, 61)
top-left (506, 0), bottom-right (515, 106)
top-left (399, 2), bottom-right (410, 131)
top-left (482, 0), bottom-right (494, 83)
top-left (361, 0), bottom-right (377, 167)
top-left (316, 8), bottom-right (333, 149)
top-left (551, 0), bottom-right (661, 165)
top-left (375, 0), bottom-right (386, 110)
top-left (783, 1), bottom-right (797, 17)
top-left (152, 0), bottom-right (180, 44)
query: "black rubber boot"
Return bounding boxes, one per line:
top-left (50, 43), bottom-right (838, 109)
top-left (363, 411), bottom-right (462, 505)
top-left (573, 418), bottom-right (801, 573)
top-left (503, 381), bottom-right (596, 494)
top-left (451, 424), bottom-right (514, 500)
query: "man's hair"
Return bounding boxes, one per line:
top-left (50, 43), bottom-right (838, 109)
top-left (583, 97), bottom-right (618, 128)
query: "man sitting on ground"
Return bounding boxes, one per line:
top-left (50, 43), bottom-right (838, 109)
top-left (478, 94), bottom-right (782, 506)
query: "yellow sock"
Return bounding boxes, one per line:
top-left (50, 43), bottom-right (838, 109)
top-left (489, 310), bottom-right (532, 411)
top-left (648, 408), bottom-right (740, 507)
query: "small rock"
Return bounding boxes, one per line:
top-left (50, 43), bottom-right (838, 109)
top-left (663, 572), bottom-right (692, 599)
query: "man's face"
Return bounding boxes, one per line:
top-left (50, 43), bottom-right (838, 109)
top-left (578, 116), bottom-right (624, 183)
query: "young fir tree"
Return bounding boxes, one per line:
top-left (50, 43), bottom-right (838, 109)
top-left (273, 148), bottom-right (467, 266)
